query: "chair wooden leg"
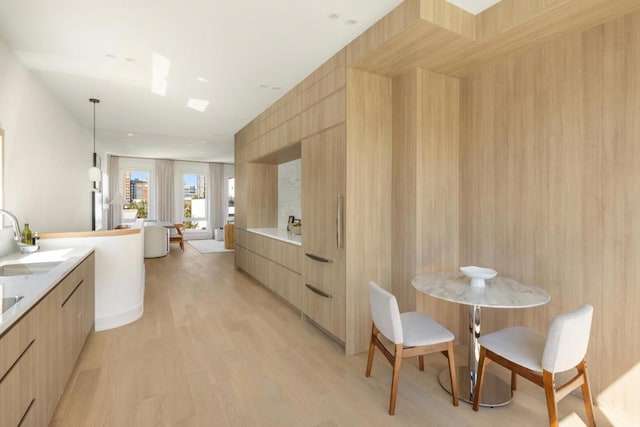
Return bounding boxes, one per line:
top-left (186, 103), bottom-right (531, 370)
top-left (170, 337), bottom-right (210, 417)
top-left (511, 371), bottom-right (518, 391)
top-left (473, 347), bottom-right (488, 411)
top-left (389, 344), bottom-right (403, 415)
top-left (446, 341), bottom-right (459, 406)
top-left (365, 324), bottom-right (377, 377)
top-left (543, 370), bottom-right (559, 427)
top-left (578, 360), bottom-right (596, 427)
top-left (418, 355), bottom-right (424, 371)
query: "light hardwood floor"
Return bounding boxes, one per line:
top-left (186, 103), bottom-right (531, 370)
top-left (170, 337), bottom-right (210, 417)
top-left (51, 245), bottom-right (611, 426)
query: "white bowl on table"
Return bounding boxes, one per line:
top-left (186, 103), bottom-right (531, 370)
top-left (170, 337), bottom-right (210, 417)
top-left (460, 266), bottom-right (497, 288)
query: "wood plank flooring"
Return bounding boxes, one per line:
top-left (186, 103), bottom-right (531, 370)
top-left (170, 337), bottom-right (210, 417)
top-left (52, 245), bottom-right (612, 426)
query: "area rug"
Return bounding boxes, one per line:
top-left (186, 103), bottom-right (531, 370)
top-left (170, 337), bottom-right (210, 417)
top-left (187, 239), bottom-right (234, 254)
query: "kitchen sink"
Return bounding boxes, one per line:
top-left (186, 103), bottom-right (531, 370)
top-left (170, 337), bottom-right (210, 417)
top-left (0, 261), bottom-right (62, 277)
top-left (1, 295), bottom-right (23, 313)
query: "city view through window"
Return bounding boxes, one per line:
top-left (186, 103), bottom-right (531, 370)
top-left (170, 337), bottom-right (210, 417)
top-left (122, 171), bottom-right (149, 223)
top-left (184, 174), bottom-right (206, 230)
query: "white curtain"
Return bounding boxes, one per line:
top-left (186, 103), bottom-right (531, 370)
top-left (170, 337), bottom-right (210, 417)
top-left (156, 159), bottom-right (174, 222)
top-left (209, 162), bottom-right (226, 232)
top-left (108, 155), bottom-right (120, 229)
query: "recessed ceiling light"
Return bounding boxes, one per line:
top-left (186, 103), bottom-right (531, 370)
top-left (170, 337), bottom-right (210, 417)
top-left (197, 76), bottom-right (209, 83)
top-left (187, 98), bottom-right (210, 112)
top-left (188, 144), bottom-right (193, 147)
top-left (201, 140), bottom-right (206, 143)
top-left (328, 13), bottom-right (339, 20)
top-left (259, 84), bottom-right (268, 88)
top-left (345, 19), bottom-right (357, 25)
top-left (125, 57), bottom-right (136, 62)
top-left (106, 54), bottom-right (116, 59)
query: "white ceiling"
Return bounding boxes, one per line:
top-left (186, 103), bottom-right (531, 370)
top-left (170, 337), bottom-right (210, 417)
top-left (0, 0), bottom-right (494, 163)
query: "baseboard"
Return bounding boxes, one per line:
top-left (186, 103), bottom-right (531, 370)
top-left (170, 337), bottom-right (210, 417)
top-left (95, 303), bottom-right (144, 331)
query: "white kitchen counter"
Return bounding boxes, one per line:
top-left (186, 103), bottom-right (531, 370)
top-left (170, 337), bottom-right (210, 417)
top-left (0, 246), bottom-right (94, 335)
top-left (248, 227), bottom-right (302, 246)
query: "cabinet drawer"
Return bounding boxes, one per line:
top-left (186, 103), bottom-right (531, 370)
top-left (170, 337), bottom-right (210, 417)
top-left (302, 284), bottom-right (345, 342)
top-left (235, 228), bottom-right (248, 248)
top-left (235, 244), bottom-right (249, 271)
top-left (303, 255), bottom-right (345, 297)
top-left (0, 341), bottom-right (36, 427)
top-left (270, 263), bottom-right (302, 310)
top-left (57, 264), bottom-right (84, 307)
top-left (0, 311), bottom-right (35, 379)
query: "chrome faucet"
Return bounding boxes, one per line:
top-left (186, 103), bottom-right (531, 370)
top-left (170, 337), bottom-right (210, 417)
top-left (0, 209), bottom-right (22, 241)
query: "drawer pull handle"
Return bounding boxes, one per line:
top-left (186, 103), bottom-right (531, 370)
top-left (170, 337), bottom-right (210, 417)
top-left (305, 253), bottom-right (332, 263)
top-left (305, 284), bottom-right (332, 298)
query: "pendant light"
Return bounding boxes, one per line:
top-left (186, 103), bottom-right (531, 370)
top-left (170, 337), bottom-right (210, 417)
top-left (88, 98), bottom-right (102, 183)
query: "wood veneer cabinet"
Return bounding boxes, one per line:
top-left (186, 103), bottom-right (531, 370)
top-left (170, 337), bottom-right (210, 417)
top-left (0, 252), bottom-right (95, 427)
top-left (301, 125), bottom-right (347, 341)
top-left (235, 230), bottom-right (303, 310)
top-left (0, 308), bottom-right (35, 426)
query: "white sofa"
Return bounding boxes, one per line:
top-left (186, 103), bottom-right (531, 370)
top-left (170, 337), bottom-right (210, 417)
top-left (143, 225), bottom-right (169, 258)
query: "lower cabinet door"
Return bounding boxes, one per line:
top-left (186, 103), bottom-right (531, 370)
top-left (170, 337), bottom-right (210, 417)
top-left (62, 280), bottom-right (86, 382)
top-left (302, 284), bottom-right (346, 342)
top-left (0, 342), bottom-right (36, 427)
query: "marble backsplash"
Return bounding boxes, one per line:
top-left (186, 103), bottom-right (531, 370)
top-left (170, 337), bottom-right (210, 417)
top-left (278, 159), bottom-right (301, 229)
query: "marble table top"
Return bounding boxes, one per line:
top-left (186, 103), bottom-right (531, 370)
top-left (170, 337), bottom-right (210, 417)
top-left (411, 272), bottom-right (550, 308)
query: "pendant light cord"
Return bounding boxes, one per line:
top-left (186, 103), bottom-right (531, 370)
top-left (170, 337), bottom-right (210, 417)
top-left (89, 98), bottom-right (100, 165)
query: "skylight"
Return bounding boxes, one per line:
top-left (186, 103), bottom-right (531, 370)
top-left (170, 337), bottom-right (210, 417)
top-left (151, 52), bottom-right (171, 96)
top-left (187, 98), bottom-right (210, 112)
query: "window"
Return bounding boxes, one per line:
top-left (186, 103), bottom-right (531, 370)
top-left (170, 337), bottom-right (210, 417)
top-left (121, 170), bottom-right (150, 223)
top-left (183, 173), bottom-right (207, 230)
top-left (227, 177), bottom-right (235, 218)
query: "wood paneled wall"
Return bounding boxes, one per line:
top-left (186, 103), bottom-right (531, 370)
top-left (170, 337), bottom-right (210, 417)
top-left (345, 69), bottom-right (392, 354)
top-left (460, 10), bottom-right (640, 420)
top-left (393, 68), bottom-right (462, 336)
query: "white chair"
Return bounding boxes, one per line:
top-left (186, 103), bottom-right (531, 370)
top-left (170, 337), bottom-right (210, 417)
top-left (473, 304), bottom-right (595, 427)
top-left (365, 281), bottom-right (458, 415)
top-left (143, 225), bottom-right (169, 258)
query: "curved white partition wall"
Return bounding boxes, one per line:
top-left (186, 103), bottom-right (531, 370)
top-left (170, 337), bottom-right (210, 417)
top-left (39, 227), bottom-right (145, 331)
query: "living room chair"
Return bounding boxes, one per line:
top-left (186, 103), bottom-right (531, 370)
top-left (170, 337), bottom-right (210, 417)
top-left (170, 223), bottom-right (185, 251)
top-left (143, 225), bottom-right (169, 258)
top-left (473, 304), bottom-right (595, 427)
top-left (366, 280), bottom-right (458, 415)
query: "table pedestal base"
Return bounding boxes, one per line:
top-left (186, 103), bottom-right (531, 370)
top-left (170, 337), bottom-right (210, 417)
top-left (438, 367), bottom-right (512, 407)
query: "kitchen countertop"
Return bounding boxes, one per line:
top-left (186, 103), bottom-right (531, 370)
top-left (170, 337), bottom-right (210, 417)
top-left (247, 228), bottom-right (301, 246)
top-left (0, 246), bottom-right (95, 336)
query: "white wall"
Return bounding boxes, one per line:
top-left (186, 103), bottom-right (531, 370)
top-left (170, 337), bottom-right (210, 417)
top-left (0, 37), bottom-right (101, 235)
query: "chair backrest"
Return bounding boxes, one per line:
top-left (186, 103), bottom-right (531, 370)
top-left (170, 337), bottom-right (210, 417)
top-left (542, 304), bottom-right (594, 373)
top-left (368, 281), bottom-right (403, 344)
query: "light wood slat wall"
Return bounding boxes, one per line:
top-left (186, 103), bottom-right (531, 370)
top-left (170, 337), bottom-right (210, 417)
top-left (460, 9), bottom-right (640, 421)
top-left (346, 0), bottom-right (640, 78)
top-left (345, 69), bottom-right (392, 354)
top-left (391, 70), bottom-right (419, 312)
top-left (392, 68), bottom-right (462, 336)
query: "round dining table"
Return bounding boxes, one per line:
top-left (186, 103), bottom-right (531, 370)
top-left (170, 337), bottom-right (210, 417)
top-left (411, 272), bottom-right (550, 406)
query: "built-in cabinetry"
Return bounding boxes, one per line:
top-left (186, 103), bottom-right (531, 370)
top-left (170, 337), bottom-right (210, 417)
top-left (0, 252), bottom-right (95, 426)
top-left (235, 48), bottom-right (392, 354)
top-left (301, 125), bottom-right (346, 341)
top-left (235, 229), bottom-right (302, 310)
